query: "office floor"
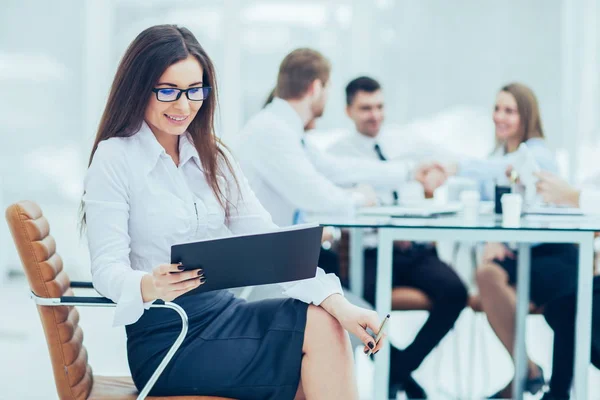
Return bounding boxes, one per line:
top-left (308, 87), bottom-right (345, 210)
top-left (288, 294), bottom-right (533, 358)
top-left (1, 276), bottom-right (599, 400)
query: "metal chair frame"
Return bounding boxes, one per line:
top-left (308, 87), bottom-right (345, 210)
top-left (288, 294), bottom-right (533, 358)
top-left (30, 281), bottom-right (189, 400)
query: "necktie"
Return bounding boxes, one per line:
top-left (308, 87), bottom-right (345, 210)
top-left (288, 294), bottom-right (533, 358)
top-left (374, 143), bottom-right (399, 204)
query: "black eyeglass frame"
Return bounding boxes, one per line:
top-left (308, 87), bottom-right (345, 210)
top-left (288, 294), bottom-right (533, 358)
top-left (151, 86), bottom-right (212, 102)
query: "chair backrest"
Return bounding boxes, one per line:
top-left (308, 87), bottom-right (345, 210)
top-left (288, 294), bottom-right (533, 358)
top-left (5, 201), bottom-right (93, 400)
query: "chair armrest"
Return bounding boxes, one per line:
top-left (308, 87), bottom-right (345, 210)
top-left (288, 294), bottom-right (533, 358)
top-left (60, 296), bottom-right (116, 305)
top-left (31, 292), bottom-right (116, 307)
top-left (70, 281), bottom-right (95, 289)
top-left (29, 291), bottom-right (181, 400)
top-left (31, 293), bottom-right (166, 308)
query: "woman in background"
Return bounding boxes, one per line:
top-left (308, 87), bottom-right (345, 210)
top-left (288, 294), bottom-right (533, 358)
top-left (446, 82), bottom-right (556, 200)
top-left (443, 83), bottom-right (578, 398)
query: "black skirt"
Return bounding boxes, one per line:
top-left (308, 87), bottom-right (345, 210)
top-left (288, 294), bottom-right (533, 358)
top-left (494, 243), bottom-right (579, 307)
top-left (126, 290), bottom-right (308, 399)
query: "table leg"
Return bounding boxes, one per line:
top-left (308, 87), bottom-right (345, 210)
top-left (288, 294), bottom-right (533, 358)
top-left (349, 227), bottom-right (364, 298)
top-left (574, 235), bottom-right (594, 400)
top-left (513, 243), bottom-right (531, 400)
top-left (374, 228), bottom-right (393, 400)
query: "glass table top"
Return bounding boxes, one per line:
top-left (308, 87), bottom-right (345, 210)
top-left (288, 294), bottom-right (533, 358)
top-left (309, 212), bottom-right (600, 232)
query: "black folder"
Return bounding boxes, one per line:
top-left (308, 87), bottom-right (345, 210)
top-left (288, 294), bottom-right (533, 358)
top-left (171, 223), bottom-right (324, 293)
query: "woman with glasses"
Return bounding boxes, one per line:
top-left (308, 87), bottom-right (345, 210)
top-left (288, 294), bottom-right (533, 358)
top-left (82, 24), bottom-right (384, 399)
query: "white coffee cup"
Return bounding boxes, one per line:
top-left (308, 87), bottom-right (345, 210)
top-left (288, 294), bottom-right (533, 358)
top-left (460, 190), bottom-right (481, 224)
top-left (501, 193), bottom-right (523, 227)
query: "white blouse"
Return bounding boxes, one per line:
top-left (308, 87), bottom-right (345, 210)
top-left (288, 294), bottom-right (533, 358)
top-left (457, 138), bottom-right (558, 201)
top-left (83, 122), bottom-right (343, 326)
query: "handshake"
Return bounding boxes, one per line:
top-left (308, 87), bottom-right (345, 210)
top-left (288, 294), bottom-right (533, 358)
top-left (351, 161), bottom-right (454, 207)
top-left (414, 162), bottom-right (452, 197)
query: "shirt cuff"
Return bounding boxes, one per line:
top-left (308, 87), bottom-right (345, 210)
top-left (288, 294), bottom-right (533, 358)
top-left (112, 270), bottom-right (151, 327)
top-left (281, 267), bottom-right (344, 305)
top-left (403, 160), bottom-right (417, 181)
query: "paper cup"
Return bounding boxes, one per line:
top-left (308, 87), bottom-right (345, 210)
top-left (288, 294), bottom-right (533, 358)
top-left (501, 193), bottom-right (523, 227)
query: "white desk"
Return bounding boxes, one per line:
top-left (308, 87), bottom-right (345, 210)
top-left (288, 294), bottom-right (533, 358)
top-left (316, 213), bottom-right (597, 400)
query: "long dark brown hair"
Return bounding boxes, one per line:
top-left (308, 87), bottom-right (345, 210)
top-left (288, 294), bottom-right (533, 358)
top-left (82, 25), bottom-right (237, 226)
top-left (494, 82), bottom-right (545, 151)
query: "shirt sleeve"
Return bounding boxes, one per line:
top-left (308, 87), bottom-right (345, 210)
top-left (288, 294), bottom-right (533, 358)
top-left (459, 141), bottom-right (559, 179)
top-left (83, 140), bottom-right (152, 327)
top-left (238, 120), bottom-right (363, 214)
top-left (306, 142), bottom-right (413, 189)
top-left (458, 141), bottom-right (558, 200)
top-left (279, 267), bottom-right (344, 305)
top-left (224, 148), bottom-right (344, 304)
top-left (458, 157), bottom-right (510, 182)
top-left (579, 188), bottom-right (600, 215)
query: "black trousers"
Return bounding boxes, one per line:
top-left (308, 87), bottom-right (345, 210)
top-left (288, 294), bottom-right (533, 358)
top-left (363, 244), bottom-right (468, 381)
top-left (496, 245), bottom-right (600, 398)
top-left (542, 276), bottom-right (600, 398)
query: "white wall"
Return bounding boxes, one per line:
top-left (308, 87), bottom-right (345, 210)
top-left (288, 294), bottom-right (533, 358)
top-left (1, 0), bottom-right (599, 278)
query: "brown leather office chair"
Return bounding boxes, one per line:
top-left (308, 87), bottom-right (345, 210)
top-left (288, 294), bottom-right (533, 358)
top-left (6, 201), bottom-right (233, 400)
top-left (391, 287), bottom-right (432, 310)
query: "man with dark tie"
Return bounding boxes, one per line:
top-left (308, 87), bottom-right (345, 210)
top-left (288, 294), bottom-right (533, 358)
top-left (328, 76), bottom-right (468, 399)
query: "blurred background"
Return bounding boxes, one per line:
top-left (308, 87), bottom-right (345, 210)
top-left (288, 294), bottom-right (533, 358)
top-left (1, 0), bottom-right (600, 279)
top-left (1, 1), bottom-right (600, 398)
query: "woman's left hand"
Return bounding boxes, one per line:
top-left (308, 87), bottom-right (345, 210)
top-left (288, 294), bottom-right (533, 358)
top-left (321, 294), bottom-right (387, 355)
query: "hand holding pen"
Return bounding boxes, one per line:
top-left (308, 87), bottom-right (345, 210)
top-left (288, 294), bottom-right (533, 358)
top-left (366, 314), bottom-right (390, 357)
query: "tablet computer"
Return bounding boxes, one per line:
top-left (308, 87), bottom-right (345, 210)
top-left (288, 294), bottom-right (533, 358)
top-left (170, 223), bottom-right (323, 293)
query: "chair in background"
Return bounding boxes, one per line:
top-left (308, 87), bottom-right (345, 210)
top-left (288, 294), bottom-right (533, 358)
top-left (338, 230), bottom-right (433, 311)
top-left (6, 201), bottom-right (233, 400)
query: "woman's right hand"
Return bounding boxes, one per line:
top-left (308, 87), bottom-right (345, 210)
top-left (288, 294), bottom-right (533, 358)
top-left (142, 263), bottom-right (205, 302)
top-left (321, 294), bottom-right (387, 355)
top-left (482, 242), bottom-right (514, 263)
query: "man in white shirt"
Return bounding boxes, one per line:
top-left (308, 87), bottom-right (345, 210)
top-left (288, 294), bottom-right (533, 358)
top-left (233, 48), bottom-right (440, 229)
top-left (232, 49), bottom-right (448, 365)
top-left (328, 76), bottom-right (468, 398)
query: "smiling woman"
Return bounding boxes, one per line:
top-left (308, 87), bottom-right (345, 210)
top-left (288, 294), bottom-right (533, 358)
top-left (492, 83), bottom-right (545, 154)
top-left (81, 24), bottom-right (380, 400)
top-left (87, 24), bottom-right (232, 214)
top-left (144, 57), bottom-right (212, 165)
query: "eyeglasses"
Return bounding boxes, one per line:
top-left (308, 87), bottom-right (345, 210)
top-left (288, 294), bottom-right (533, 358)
top-left (151, 86), bottom-right (212, 102)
